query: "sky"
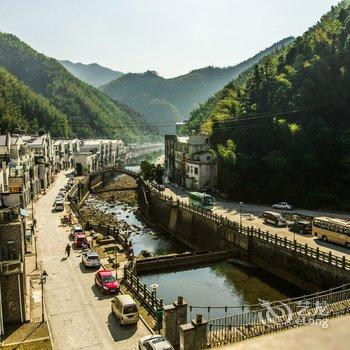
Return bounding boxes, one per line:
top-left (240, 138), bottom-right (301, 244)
top-left (0, 0), bottom-right (341, 78)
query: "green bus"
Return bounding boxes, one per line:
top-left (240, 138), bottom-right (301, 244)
top-left (188, 192), bottom-right (215, 210)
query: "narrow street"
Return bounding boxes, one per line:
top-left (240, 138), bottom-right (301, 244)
top-left (35, 170), bottom-right (149, 350)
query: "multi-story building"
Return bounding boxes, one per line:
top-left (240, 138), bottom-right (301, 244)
top-left (165, 134), bottom-right (217, 191)
top-left (0, 205), bottom-right (27, 332)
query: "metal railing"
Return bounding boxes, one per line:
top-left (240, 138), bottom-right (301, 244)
top-left (206, 284), bottom-right (350, 347)
top-left (144, 183), bottom-right (350, 271)
top-left (123, 267), bottom-right (163, 317)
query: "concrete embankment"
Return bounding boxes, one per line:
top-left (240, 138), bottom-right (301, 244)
top-left (135, 251), bottom-right (230, 274)
top-left (137, 182), bottom-right (350, 292)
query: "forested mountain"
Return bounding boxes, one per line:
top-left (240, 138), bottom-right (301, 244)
top-left (0, 67), bottom-right (71, 136)
top-left (0, 33), bottom-right (154, 141)
top-left (60, 60), bottom-right (123, 87)
top-left (185, 0), bottom-right (350, 210)
top-left (100, 37), bottom-right (294, 131)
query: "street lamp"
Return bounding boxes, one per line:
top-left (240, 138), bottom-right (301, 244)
top-left (39, 270), bottom-right (48, 323)
top-left (239, 202), bottom-right (243, 234)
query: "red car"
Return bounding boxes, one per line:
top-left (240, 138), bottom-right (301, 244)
top-left (74, 233), bottom-right (88, 248)
top-left (95, 270), bottom-right (120, 295)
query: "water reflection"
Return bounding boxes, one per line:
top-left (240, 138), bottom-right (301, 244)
top-left (89, 197), bottom-right (303, 320)
top-left (140, 262), bottom-right (303, 320)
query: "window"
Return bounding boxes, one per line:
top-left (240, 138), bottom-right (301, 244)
top-left (190, 166), bottom-right (193, 173)
top-left (194, 167), bottom-right (198, 175)
top-left (207, 155), bottom-right (211, 160)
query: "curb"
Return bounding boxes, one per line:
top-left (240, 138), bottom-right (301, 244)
top-left (100, 261), bottom-right (155, 335)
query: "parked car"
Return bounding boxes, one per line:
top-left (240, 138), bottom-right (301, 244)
top-left (72, 225), bottom-right (84, 236)
top-left (95, 270), bottom-right (120, 295)
top-left (57, 191), bottom-right (66, 199)
top-left (74, 233), bottom-right (88, 248)
top-left (263, 211), bottom-right (287, 227)
top-left (154, 183), bottom-right (165, 191)
top-left (139, 335), bottom-right (174, 350)
top-left (288, 220), bottom-right (312, 234)
top-left (272, 202), bottom-right (293, 210)
top-left (54, 199), bottom-right (64, 212)
top-left (82, 251), bottom-right (100, 268)
top-left (111, 294), bottom-right (139, 325)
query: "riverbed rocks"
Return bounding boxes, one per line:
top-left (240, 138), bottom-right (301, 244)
top-left (96, 174), bottom-right (137, 205)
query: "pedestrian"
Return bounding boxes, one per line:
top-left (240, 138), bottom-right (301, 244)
top-left (33, 218), bottom-right (37, 227)
top-left (65, 243), bottom-right (71, 257)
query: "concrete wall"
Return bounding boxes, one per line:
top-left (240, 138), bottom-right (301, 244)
top-left (138, 184), bottom-right (350, 292)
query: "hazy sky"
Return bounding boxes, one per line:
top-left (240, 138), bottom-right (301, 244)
top-left (0, 0), bottom-right (341, 78)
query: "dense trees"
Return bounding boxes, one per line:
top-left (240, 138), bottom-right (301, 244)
top-left (0, 33), bottom-right (155, 142)
top-left (184, 0), bottom-right (350, 210)
top-left (100, 38), bottom-right (294, 128)
top-left (140, 160), bottom-right (164, 184)
top-left (0, 67), bottom-right (71, 137)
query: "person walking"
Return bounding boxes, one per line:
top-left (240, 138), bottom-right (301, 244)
top-left (65, 243), bottom-right (71, 257)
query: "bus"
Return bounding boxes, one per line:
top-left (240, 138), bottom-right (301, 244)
top-left (188, 192), bottom-right (215, 210)
top-left (312, 217), bottom-right (350, 248)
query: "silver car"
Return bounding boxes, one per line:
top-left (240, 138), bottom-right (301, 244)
top-left (82, 251), bottom-right (100, 268)
top-left (139, 335), bottom-right (174, 350)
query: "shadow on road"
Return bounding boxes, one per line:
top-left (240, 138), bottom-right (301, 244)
top-left (107, 313), bottom-right (137, 341)
top-left (314, 238), bottom-right (349, 255)
top-left (79, 262), bottom-right (99, 274)
top-left (91, 284), bottom-right (115, 301)
top-left (61, 257), bottom-right (67, 262)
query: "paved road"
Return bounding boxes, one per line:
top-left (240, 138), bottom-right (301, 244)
top-left (164, 185), bottom-right (350, 258)
top-left (35, 170), bottom-right (149, 350)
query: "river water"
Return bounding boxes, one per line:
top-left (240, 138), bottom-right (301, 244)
top-left (89, 192), bottom-right (303, 320)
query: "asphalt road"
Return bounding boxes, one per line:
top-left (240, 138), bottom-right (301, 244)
top-left (35, 170), bottom-right (149, 350)
top-left (164, 185), bottom-right (350, 258)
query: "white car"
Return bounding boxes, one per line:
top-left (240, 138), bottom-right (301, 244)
top-left (139, 335), bottom-right (174, 350)
top-left (272, 202), bottom-right (293, 210)
top-left (82, 251), bottom-right (100, 268)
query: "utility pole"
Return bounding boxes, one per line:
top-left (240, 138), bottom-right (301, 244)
top-left (239, 202), bottom-right (243, 234)
top-left (39, 270), bottom-right (48, 323)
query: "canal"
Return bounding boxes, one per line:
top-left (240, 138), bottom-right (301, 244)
top-left (88, 190), bottom-right (303, 320)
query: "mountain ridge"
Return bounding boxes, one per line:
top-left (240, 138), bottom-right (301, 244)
top-left (185, 0), bottom-right (350, 210)
top-left (100, 37), bottom-right (295, 132)
top-left (0, 32), bottom-right (154, 142)
top-left (60, 60), bottom-right (123, 87)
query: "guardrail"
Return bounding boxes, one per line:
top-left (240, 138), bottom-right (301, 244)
top-left (123, 266), bottom-right (163, 318)
top-left (144, 183), bottom-right (350, 271)
top-left (206, 283), bottom-right (350, 347)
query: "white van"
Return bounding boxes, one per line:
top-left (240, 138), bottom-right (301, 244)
top-left (111, 294), bottom-right (139, 325)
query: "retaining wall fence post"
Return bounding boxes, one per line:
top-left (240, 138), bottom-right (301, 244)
top-left (180, 314), bottom-right (208, 350)
top-left (163, 296), bottom-right (188, 349)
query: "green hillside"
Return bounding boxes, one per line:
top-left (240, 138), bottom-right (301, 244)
top-left (187, 0), bottom-right (350, 210)
top-left (60, 60), bottom-right (123, 87)
top-left (0, 33), bottom-right (154, 142)
top-left (100, 37), bottom-right (294, 131)
top-left (0, 67), bottom-right (71, 137)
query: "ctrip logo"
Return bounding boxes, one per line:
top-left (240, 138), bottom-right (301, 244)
top-left (257, 299), bottom-right (329, 329)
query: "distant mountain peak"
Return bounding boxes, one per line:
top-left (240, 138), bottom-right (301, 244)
top-left (59, 60), bottom-right (123, 87)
